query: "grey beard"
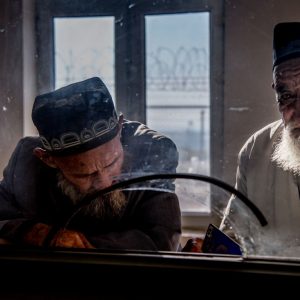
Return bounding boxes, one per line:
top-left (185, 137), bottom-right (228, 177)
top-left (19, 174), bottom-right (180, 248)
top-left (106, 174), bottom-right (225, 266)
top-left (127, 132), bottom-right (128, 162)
top-left (57, 172), bottom-right (127, 219)
top-left (271, 126), bottom-right (300, 175)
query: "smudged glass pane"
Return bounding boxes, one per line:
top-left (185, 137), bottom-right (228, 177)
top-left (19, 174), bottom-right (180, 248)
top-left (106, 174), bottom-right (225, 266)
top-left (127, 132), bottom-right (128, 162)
top-left (146, 13), bottom-right (210, 212)
top-left (54, 17), bottom-right (115, 99)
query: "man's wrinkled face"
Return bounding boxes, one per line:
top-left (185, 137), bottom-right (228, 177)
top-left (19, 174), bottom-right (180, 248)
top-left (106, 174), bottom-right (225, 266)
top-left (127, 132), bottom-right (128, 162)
top-left (272, 57), bottom-right (300, 173)
top-left (57, 171), bottom-right (127, 219)
top-left (53, 134), bottom-right (127, 218)
top-left (53, 133), bottom-right (124, 195)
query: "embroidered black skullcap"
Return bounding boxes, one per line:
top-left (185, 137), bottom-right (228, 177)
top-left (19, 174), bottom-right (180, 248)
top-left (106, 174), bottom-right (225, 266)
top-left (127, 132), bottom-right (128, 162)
top-left (32, 77), bottom-right (119, 156)
top-left (273, 22), bottom-right (300, 68)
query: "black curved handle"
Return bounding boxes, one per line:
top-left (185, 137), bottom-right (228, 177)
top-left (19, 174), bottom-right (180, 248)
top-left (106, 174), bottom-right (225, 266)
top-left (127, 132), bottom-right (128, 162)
top-left (74, 172), bottom-right (268, 227)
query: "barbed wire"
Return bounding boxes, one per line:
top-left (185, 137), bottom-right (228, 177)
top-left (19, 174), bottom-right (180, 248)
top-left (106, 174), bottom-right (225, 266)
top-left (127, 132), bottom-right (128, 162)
top-left (147, 46), bottom-right (208, 91)
top-left (55, 46), bottom-right (209, 92)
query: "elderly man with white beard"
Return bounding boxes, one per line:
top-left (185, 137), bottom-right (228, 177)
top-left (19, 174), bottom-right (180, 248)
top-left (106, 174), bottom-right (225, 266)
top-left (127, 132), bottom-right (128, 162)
top-left (220, 22), bottom-right (300, 256)
top-left (0, 76), bottom-right (181, 251)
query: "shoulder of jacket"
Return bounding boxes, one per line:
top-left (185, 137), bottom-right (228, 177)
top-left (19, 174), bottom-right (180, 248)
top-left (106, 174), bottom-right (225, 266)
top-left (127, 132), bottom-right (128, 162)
top-left (253, 119), bottom-right (282, 138)
top-left (17, 136), bottom-right (42, 149)
top-left (244, 119), bottom-right (282, 145)
top-left (238, 120), bottom-right (282, 158)
top-left (122, 119), bottom-right (176, 145)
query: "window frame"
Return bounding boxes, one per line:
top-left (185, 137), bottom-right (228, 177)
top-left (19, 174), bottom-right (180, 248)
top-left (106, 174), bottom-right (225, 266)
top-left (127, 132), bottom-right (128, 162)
top-left (35, 0), bottom-right (224, 223)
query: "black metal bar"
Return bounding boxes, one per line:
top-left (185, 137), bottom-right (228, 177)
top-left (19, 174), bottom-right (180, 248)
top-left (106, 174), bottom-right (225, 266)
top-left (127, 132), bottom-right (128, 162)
top-left (73, 172), bottom-right (268, 227)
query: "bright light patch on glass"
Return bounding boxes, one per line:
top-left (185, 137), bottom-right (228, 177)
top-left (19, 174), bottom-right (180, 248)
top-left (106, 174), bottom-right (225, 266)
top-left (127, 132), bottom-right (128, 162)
top-left (54, 17), bottom-right (115, 100)
top-left (146, 12), bottom-right (210, 213)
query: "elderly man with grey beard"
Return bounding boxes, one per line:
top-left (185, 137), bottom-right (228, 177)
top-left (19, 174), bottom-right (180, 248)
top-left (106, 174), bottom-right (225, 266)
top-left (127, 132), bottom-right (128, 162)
top-left (0, 76), bottom-right (181, 251)
top-left (220, 22), bottom-right (300, 257)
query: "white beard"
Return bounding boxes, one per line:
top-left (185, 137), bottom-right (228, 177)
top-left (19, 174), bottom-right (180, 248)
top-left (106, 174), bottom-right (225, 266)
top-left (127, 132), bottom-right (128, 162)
top-left (57, 172), bottom-right (127, 219)
top-left (271, 124), bottom-right (300, 175)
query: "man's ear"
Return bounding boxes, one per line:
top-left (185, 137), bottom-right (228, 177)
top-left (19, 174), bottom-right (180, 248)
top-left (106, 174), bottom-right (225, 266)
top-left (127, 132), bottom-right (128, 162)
top-left (33, 148), bottom-right (57, 168)
top-left (271, 82), bottom-right (275, 90)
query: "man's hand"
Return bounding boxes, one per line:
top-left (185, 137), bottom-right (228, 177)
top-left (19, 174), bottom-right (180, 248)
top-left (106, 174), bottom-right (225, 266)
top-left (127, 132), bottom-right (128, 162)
top-left (23, 223), bottom-right (94, 249)
top-left (181, 237), bottom-right (203, 253)
top-left (0, 238), bottom-right (12, 245)
top-left (23, 222), bottom-right (52, 247)
top-left (50, 228), bottom-right (94, 249)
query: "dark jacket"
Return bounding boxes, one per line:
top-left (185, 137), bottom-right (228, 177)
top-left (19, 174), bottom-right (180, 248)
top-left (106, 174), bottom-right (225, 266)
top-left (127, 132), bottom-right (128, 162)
top-left (0, 120), bottom-right (181, 251)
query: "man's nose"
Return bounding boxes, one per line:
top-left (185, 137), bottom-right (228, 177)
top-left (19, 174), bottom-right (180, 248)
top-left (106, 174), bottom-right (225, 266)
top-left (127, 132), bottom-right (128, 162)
top-left (284, 106), bottom-right (295, 123)
top-left (284, 100), bottom-right (300, 122)
top-left (93, 173), bottom-right (113, 190)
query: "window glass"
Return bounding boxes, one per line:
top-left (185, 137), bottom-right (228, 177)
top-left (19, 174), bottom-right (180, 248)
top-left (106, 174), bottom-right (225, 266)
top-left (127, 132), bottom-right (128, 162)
top-left (145, 13), bottom-right (210, 212)
top-left (54, 17), bottom-right (115, 99)
top-left (54, 13), bottom-right (211, 214)
top-left (6, 0), bottom-right (300, 270)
